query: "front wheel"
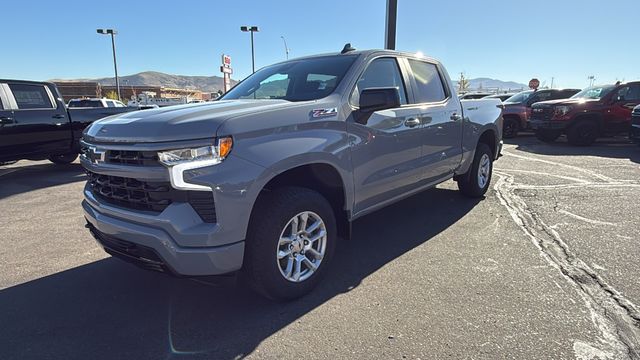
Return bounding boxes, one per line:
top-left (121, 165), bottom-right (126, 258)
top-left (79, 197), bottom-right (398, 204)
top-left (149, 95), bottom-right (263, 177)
top-left (244, 187), bottom-right (337, 301)
top-left (48, 153), bottom-right (78, 165)
top-left (567, 121), bottom-right (598, 146)
top-left (502, 118), bottom-right (520, 138)
top-left (456, 143), bottom-right (493, 198)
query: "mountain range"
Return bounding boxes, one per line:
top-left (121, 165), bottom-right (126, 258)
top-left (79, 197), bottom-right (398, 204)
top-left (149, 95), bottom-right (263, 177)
top-left (453, 77), bottom-right (527, 91)
top-left (51, 71), bottom-right (238, 93)
top-left (52, 72), bottom-right (526, 93)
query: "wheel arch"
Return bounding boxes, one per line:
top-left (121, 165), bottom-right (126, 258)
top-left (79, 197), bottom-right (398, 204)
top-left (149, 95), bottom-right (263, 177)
top-left (251, 160), bottom-right (352, 240)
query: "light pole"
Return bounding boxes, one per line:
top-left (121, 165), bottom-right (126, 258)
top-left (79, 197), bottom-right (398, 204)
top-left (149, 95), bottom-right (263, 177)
top-left (97, 28), bottom-right (121, 100)
top-left (240, 25), bottom-right (259, 73)
top-left (280, 36), bottom-right (290, 60)
top-left (385, 0), bottom-right (398, 50)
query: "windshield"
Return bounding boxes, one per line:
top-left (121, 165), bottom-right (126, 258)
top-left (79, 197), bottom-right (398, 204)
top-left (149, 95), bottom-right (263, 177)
top-left (504, 90), bottom-right (533, 104)
top-left (221, 55), bottom-right (357, 101)
top-left (571, 85), bottom-right (615, 100)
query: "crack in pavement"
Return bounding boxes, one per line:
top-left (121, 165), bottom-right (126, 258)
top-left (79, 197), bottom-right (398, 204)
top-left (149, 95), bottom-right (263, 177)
top-left (493, 171), bottom-right (640, 359)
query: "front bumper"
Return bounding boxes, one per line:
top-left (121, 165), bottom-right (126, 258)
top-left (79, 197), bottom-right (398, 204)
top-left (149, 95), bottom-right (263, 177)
top-left (529, 119), bottom-right (568, 131)
top-left (83, 196), bottom-right (244, 276)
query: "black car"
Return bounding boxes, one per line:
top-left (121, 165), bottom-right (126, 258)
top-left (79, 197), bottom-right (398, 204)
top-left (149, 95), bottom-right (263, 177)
top-left (0, 79), bottom-right (134, 165)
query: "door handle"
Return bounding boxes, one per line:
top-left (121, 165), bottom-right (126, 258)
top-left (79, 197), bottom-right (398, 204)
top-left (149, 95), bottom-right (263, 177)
top-left (404, 117), bottom-right (421, 128)
top-left (0, 116), bottom-right (14, 125)
top-left (450, 113), bottom-right (462, 121)
top-left (52, 114), bottom-right (66, 119)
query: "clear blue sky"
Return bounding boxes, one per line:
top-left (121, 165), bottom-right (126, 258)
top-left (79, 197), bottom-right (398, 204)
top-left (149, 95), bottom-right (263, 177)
top-left (2, 0), bottom-right (638, 89)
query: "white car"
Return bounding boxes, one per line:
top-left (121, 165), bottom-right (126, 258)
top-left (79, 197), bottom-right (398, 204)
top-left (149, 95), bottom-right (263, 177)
top-left (67, 98), bottom-right (126, 108)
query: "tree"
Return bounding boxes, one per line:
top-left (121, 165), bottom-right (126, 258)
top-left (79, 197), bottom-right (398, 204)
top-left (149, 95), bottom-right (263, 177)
top-left (458, 72), bottom-right (470, 93)
top-left (104, 90), bottom-right (119, 100)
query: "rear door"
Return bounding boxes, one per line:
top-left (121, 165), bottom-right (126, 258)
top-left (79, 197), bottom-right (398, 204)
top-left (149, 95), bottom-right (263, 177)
top-left (348, 56), bottom-right (424, 214)
top-left (6, 82), bottom-right (71, 157)
top-left (405, 58), bottom-right (463, 181)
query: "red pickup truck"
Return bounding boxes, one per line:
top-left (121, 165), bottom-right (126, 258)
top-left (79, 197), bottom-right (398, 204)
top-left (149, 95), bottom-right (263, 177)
top-left (530, 82), bottom-right (640, 145)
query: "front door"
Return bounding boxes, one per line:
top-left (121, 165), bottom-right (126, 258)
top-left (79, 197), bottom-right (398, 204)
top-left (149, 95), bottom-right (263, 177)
top-left (606, 84), bottom-right (640, 133)
top-left (348, 57), bottom-right (423, 214)
top-left (0, 88), bottom-right (16, 161)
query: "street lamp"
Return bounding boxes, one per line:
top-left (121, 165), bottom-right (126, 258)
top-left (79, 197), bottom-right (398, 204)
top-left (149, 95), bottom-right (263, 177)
top-left (240, 25), bottom-right (259, 73)
top-left (280, 36), bottom-right (290, 60)
top-left (97, 28), bottom-right (121, 100)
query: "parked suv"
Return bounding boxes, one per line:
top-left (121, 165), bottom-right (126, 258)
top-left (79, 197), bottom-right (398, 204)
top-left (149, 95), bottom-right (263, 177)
top-left (502, 88), bottom-right (580, 138)
top-left (530, 82), bottom-right (640, 145)
top-left (81, 49), bottom-right (503, 300)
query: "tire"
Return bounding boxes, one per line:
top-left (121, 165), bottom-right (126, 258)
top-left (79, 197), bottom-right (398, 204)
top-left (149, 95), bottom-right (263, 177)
top-left (567, 121), bottom-right (598, 146)
top-left (502, 117), bottom-right (520, 138)
top-left (48, 153), bottom-right (78, 165)
top-left (244, 187), bottom-right (337, 301)
top-left (535, 129), bottom-right (562, 143)
top-left (457, 143), bottom-right (493, 198)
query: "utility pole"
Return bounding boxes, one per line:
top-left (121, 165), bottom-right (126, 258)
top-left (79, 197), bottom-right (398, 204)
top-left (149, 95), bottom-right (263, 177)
top-left (550, 77), bottom-right (554, 89)
top-left (384, 0), bottom-right (398, 50)
top-left (97, 28), bottom-right (121, 100)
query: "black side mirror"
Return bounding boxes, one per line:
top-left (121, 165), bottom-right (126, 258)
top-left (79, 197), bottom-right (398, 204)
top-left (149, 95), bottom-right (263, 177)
top-left (356, 87), bottom-right (401, 124)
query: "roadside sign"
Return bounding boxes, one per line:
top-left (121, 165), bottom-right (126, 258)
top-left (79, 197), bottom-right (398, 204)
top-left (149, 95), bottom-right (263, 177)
top-left (222, 54), bottom-right (232, 67)
top-left (221, 54), bottom-right (233, 93)
top-left (529, 78), bottom-right (540, 90)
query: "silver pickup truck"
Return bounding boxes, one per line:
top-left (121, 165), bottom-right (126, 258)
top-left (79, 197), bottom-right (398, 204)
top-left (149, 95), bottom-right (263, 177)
top-left (81, 48), bottom-right (503, 300)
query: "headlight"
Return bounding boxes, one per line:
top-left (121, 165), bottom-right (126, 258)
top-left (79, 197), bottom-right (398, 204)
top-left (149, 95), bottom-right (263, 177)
top-left (554, 105), bottom-right (572, 117)
top-left (158, 137), bottom-right (233, 166)
top-left (158, 137), bottom-right (233, 191)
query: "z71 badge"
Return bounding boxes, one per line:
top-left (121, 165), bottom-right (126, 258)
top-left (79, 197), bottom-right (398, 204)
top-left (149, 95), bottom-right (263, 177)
top-left (310, 108), bottom-right (338, 118)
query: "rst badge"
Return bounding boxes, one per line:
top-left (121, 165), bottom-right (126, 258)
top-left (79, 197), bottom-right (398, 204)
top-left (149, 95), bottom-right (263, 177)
top-left (310, 108), bottom-right (338, 118)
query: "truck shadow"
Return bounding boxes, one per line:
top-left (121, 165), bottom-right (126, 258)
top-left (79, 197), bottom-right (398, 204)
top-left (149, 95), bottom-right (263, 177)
top-left (0, 161), bottom-right (86, 200)
top-left (0, 186), bottom-right (480, 360)
top-left (504, 134), bottom-right (640, 164)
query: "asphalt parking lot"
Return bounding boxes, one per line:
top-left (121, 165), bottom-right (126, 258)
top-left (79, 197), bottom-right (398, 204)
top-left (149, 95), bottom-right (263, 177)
top-left (1, 135), bottom-right (639, 360)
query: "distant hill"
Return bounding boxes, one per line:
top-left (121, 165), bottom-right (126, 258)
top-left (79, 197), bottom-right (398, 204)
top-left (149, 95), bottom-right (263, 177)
top-left (51, 71), bottom-right (238, 93)
top-left (453, 77), bottom-right (527, 92)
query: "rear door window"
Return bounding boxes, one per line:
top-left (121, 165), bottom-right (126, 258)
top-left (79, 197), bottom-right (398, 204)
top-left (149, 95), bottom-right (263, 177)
top-left (406, 59), bottom-right (446, 103)
top-left (8, 84), bottom-right (54, 109)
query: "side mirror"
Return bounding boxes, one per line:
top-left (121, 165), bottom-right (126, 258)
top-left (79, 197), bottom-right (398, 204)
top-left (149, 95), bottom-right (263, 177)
top-left (356, 87), bottom-right (401, 124)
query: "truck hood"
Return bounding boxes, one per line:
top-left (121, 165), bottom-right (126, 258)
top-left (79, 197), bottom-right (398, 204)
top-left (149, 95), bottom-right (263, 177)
top-left (84, 100), bottom-right (297, 143)
top-left (532, 98), bottom-right (601, 107)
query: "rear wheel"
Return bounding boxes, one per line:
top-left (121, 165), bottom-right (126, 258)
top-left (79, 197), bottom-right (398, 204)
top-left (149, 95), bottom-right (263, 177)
top-left (567, 121), bottom-right (598, 146)
top-left (48, 153), bottom-right (78, 165)
top-left (535, 129), bottom-right (562, 143)
top-left (244, 187), bottom-right (337, 301)
top-left (457, 143), bottom-right (493, 198)
top-left (503, 117), bottom-right (520, 138)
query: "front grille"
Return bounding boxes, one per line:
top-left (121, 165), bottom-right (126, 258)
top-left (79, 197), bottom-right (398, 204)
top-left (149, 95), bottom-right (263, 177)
top-left (106, 150), bottom-right (159, 166)
top-left (86, 170), bottom-right (217, 222)
top-left (632, 113), bottom-right (640, 126)
top-left (531, 107), bottom-right (554, 121)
